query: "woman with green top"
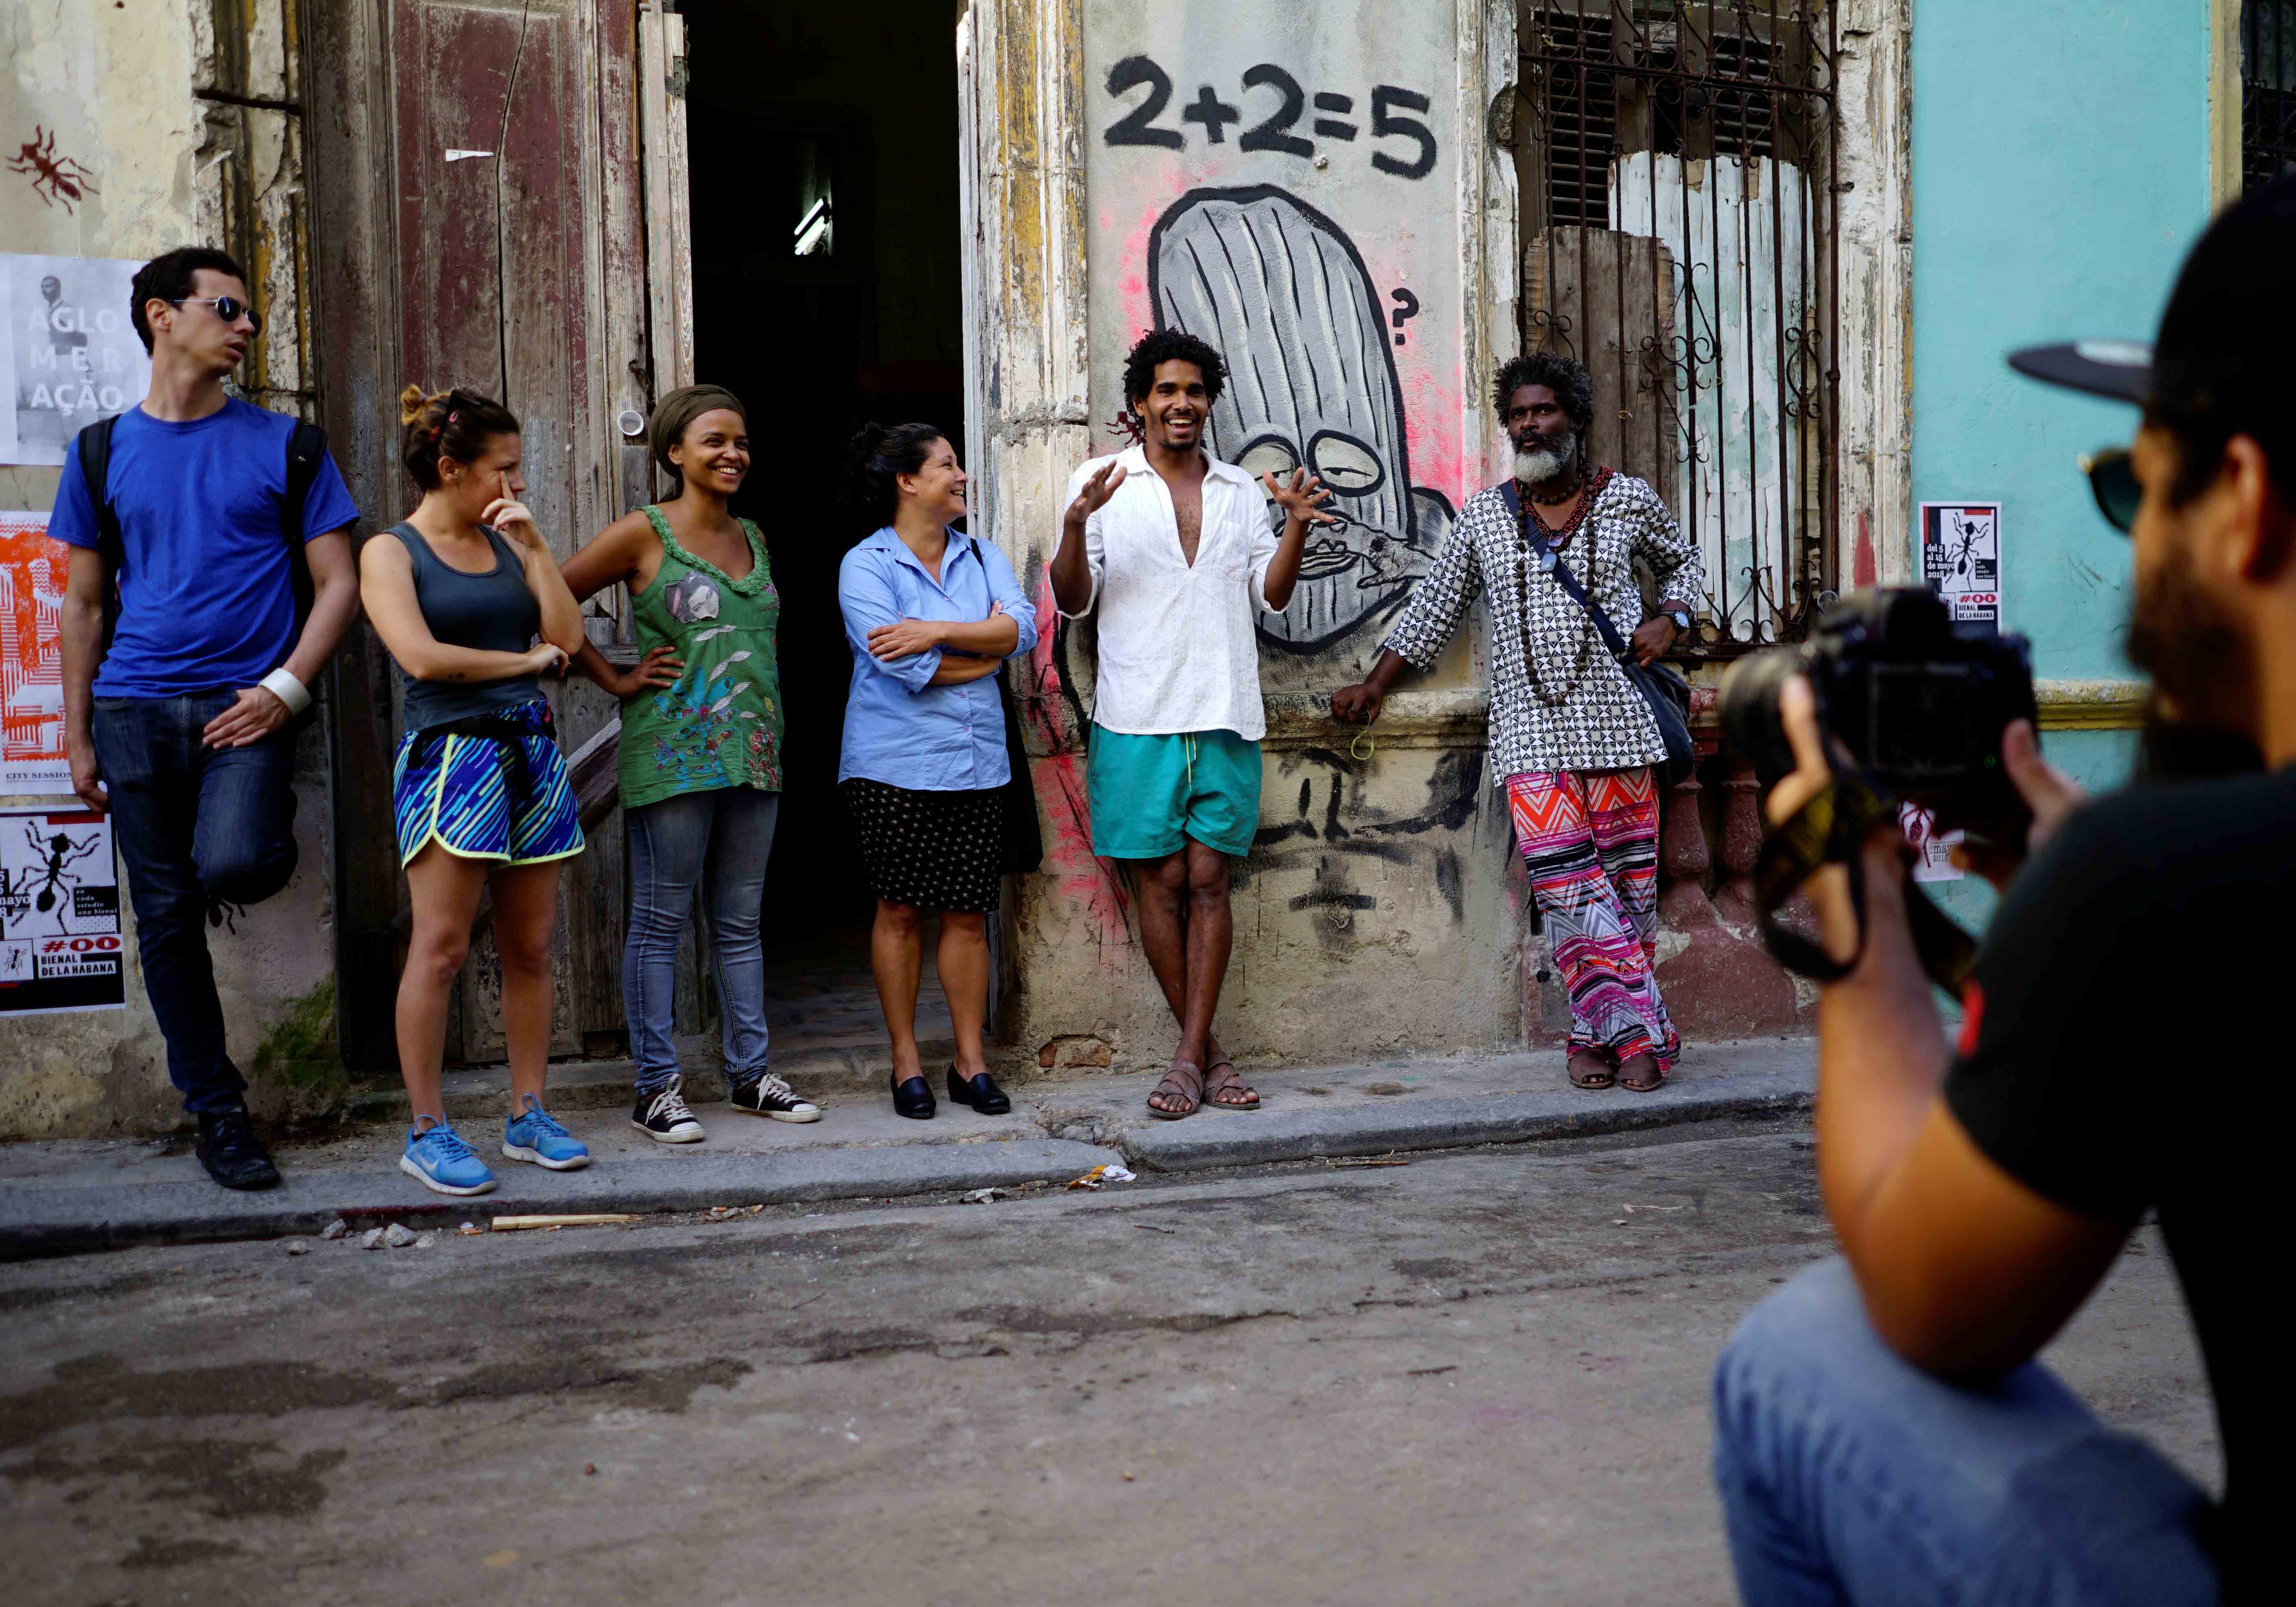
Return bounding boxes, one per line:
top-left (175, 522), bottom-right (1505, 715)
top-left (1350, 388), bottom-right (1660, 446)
top-left (563, 384), bottom-right (819, 1142)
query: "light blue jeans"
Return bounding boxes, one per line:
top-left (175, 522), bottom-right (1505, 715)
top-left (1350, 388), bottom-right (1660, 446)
top-left (623, 788), bottom-right (779, 1099)
top-left (1712, 1259), bottom-right (2219, 1607)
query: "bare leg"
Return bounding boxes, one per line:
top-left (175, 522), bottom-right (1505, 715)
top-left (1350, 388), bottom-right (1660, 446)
top-left (937, 911), bottom-right (991, 1077)
top-left (396, 844), bottom-right (489, 1125)
top-left (869, 900), bottom-right (926, 1083)
top-left (1132, 852), bottom-right (1199, 1114)
top-left (488, 861), bottom-right (562, 1114)
top-left (1178, 839), bottom-right (1234, 1072)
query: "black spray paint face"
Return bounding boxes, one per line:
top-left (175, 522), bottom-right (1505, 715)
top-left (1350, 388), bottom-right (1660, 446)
top-left (1149, 185), bottom-right (1452, 654)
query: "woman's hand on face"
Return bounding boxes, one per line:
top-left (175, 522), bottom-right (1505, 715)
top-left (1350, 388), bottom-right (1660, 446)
top-left (483, 494), bottom-right (545, 553)
top-left (614, 645), bottom-right (684, 697)
top-left (525, 643), bottom-right (569, 678)
top-left (867, 617), bottom-right (947, 660)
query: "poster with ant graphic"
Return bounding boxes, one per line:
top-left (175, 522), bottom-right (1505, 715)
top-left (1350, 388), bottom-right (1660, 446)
top-left (0, 804), bottom-right (123, 1015)
top-left (1919, 501), bottom-right (2002, 634)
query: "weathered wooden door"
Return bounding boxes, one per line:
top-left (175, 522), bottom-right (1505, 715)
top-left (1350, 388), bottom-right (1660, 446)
top-left (309, 0), bottom-right (654, 1067)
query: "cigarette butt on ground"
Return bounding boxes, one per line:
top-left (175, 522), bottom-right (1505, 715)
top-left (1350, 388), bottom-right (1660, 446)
top-left (489, 1214), bottom-right (639, 1232)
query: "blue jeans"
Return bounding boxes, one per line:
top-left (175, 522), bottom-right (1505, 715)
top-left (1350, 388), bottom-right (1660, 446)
top-left (624, 787), bottom-right (779, 1098)
top-left (93, 694), bottom-right (299, 1116)
top-left (1713, 1259), bottom-right (2219, 1607)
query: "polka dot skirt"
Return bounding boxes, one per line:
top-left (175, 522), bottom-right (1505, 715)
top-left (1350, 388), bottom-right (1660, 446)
top-left (841, 778), bottom-right (1004, 913)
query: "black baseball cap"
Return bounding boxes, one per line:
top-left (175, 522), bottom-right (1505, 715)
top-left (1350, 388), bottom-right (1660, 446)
top-left (2009, 173), bottom-right (2296, 442)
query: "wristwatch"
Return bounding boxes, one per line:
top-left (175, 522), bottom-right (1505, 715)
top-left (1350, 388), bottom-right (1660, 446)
top-left (1664, 607), bottom-right (1691, 631)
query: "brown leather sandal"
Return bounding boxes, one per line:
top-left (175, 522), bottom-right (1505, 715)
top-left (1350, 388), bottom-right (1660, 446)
top-left (1617, 1053), bottom-right (1667, 1093)
top-left (1568, 1050), bottom-right (1616, 1090)
top-left (1201, 1056), bottom-right (1260, 1111)
top-left (1148, 1059), bottom-right (1203, 1119)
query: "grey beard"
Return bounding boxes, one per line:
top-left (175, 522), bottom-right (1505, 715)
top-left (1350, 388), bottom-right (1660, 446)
top-left (1513, 429), bottom-right (1577, 484)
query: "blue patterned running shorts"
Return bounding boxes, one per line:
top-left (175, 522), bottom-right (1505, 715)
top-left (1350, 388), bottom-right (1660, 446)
top-left (392, 700), bottom-right (584, 867)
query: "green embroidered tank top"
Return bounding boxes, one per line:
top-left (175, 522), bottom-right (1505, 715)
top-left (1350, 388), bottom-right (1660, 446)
top-left (617, 505), bottom-right (783, 811)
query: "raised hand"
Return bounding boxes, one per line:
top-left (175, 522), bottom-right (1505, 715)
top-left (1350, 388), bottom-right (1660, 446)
top-left (1261, 467), bottom-right (1337, 526)
top-left (1065, 459), bottom-right (1128, 524)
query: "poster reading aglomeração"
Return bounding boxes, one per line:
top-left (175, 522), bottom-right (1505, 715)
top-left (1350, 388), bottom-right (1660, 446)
top-left (0, 253), bottom-right (151, 467)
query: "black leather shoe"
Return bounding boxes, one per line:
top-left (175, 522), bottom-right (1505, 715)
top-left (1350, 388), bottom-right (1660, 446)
top-left (890, 1071), bottom-right (936, 1120)
top-left (195, 1108), bottom-right (280, 1190)
top-left (945, 1068), bottom-right (1011, 1115)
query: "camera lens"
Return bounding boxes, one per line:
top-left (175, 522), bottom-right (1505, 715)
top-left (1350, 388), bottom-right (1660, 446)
top-left (1719, 648), bottom-right (1809, 790)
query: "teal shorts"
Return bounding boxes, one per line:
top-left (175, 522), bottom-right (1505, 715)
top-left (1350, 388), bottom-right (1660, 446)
top-left (1087, 726), bottom-right (1262, 860)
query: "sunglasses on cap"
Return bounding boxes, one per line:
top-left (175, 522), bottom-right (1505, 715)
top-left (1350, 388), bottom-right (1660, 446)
top-left (2079, 446), bottom-right (2140, 534)
top-left (166, 295), bottom-right (262, 336)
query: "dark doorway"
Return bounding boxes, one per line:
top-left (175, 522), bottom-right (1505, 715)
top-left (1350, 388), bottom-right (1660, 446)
top-left (682, 1), bottom-right (966, 1049)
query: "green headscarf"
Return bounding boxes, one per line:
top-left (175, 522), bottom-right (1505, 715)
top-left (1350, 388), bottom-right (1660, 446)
top-left (649, 384), bottom-right (747, 495)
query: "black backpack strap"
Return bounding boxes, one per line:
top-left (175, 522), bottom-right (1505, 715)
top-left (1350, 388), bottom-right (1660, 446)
top-left (1497, 478), bottom-right (1632, 661)
top-left (75, 415), bottom-right (123, 655)
top-left (282, 420), bottom-right (327, 628)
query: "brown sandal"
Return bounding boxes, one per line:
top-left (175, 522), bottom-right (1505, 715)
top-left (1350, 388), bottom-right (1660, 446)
top-left (1568, 1050), bottom-right (1616, 1090)
top-left (1201, 1056), bottom-right (1260, 1111)
top-left (1617, 1053), bottom-right (1666, 1093)
top-left (1148, 1059), bottom-right (1203, 1119)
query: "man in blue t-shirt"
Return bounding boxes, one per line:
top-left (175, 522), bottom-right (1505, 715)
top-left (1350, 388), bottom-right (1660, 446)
top-left (52, 246), bottom-right (361, 1191)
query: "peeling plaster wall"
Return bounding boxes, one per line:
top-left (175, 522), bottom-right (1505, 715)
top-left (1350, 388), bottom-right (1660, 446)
top-left (0, 0), bottom-right (337, 1136)
top-left (975, 0), bottom-right (1528, 1074)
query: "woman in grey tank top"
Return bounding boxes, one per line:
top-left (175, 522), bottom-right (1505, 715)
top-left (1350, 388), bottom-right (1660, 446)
top-left (359, 385), bottom-right (587, 1198)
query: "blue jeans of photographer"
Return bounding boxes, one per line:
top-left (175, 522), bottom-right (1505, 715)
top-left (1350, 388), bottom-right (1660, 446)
top-left (93, 693), bottom-right (299, 1116)
top-left (623, 787), bottom-right (779, 1098)
top-left (1713, 1259), bottom-right (2219, 1607)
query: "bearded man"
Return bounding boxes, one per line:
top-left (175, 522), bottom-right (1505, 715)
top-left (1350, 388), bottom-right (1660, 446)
top-left (1706, 178), bottom-right (2296, 1606)
top-left (1332, 353), bottom-right (1703, 1093)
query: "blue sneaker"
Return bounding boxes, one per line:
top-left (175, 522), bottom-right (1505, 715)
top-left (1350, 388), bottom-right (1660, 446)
top-left (400, 1119), bottom-right (496, 1196)
top-left (503, 1097), bottom-right (590, 1171)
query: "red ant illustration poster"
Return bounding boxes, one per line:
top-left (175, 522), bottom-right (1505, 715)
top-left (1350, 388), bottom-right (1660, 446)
top-left (0, 804), bottom-right (123, 1015)
top-left (1919, 501), bottom-right (2003, 634)
top-left (1, 511), bottom-right (71, 791)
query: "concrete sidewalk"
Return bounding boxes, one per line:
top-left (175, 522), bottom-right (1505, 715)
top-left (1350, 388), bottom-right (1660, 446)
top-left (0, 1036), bottom-right (1815, 1257)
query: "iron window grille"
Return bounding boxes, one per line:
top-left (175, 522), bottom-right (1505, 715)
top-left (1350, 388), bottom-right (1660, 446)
top-left (1517, 1), bottom-right (1838, 654)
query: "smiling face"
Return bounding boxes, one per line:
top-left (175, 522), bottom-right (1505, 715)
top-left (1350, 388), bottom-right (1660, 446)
top-left (671, 407), bottom-right (750, 498)
top-left (146, 268), bottom-right (253, 378)
top-left (895, 436), bottom-right (969, 526)
top-left (1133, 359), bottom-right (1209, 454)
top-left (438, 432), bottom-right (526, 523)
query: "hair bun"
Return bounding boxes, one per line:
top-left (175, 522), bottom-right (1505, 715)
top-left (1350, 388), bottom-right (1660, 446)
top-left (398, 383), bottom-right (431, 425)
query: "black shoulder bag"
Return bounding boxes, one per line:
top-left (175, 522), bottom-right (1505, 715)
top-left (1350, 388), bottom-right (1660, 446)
top-left (1497, 478), bottom-right (1694, 788)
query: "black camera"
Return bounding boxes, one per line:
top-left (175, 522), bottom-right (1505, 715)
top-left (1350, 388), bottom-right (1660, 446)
top-left (1720, 588), bottom-right (2037, 825)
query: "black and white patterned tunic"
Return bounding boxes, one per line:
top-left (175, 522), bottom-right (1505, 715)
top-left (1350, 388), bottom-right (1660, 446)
top-left (1381, 471), bottom-right (1704, 779)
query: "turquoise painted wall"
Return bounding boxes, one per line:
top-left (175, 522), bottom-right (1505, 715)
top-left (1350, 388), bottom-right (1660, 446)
top-left (1910, 0), bottom-right (2212, 926)
top-left (1911, 0), bottom-right (2213, 686)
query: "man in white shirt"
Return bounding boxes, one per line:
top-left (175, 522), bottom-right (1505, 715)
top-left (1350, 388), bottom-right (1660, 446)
top-left (1051, 330), bottom-right (1330, 1118)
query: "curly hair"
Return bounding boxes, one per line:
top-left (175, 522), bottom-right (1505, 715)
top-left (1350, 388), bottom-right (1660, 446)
top-left (397, 384), bottom-right (521, 490)
top-left (1123, 327), bottom-right (1228, 410)
top-left (1492, 352), bottom-right (1595, 432)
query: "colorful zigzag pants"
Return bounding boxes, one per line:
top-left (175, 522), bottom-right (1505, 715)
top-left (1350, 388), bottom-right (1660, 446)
top-left (1506, 767), bottom-right (1679, 1069)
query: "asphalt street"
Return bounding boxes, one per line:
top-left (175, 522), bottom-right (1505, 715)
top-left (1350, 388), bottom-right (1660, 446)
top-left (0, 1119), bottom-right (2215, 1607)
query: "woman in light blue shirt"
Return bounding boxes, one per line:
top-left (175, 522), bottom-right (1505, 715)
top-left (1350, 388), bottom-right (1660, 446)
top-left (838, 423), bottom-right (1037, 1120)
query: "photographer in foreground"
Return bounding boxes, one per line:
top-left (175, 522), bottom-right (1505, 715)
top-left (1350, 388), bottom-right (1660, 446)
top-left (1710, 183), bottom-right (2296, 1604)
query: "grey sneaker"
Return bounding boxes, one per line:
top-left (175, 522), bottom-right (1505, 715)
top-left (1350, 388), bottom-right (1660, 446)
top-left (729, 1074), bottom-right (820, 1124)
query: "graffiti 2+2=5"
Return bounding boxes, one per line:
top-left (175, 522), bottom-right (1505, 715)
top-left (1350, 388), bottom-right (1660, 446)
top-left (1103, 57), bottom-right (1438, 181)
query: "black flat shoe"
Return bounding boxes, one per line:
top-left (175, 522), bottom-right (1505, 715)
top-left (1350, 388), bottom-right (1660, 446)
top-left (945, 1068), bottom-right (1011, 1115)
top-left (890, 1071), bottom-right (936, 1120)
top-left (195, 1107), bottom-right (280, 1190)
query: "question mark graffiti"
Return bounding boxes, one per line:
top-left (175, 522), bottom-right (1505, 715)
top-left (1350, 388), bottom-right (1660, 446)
top-left (1389, 287), bottom-right (1419, 346)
